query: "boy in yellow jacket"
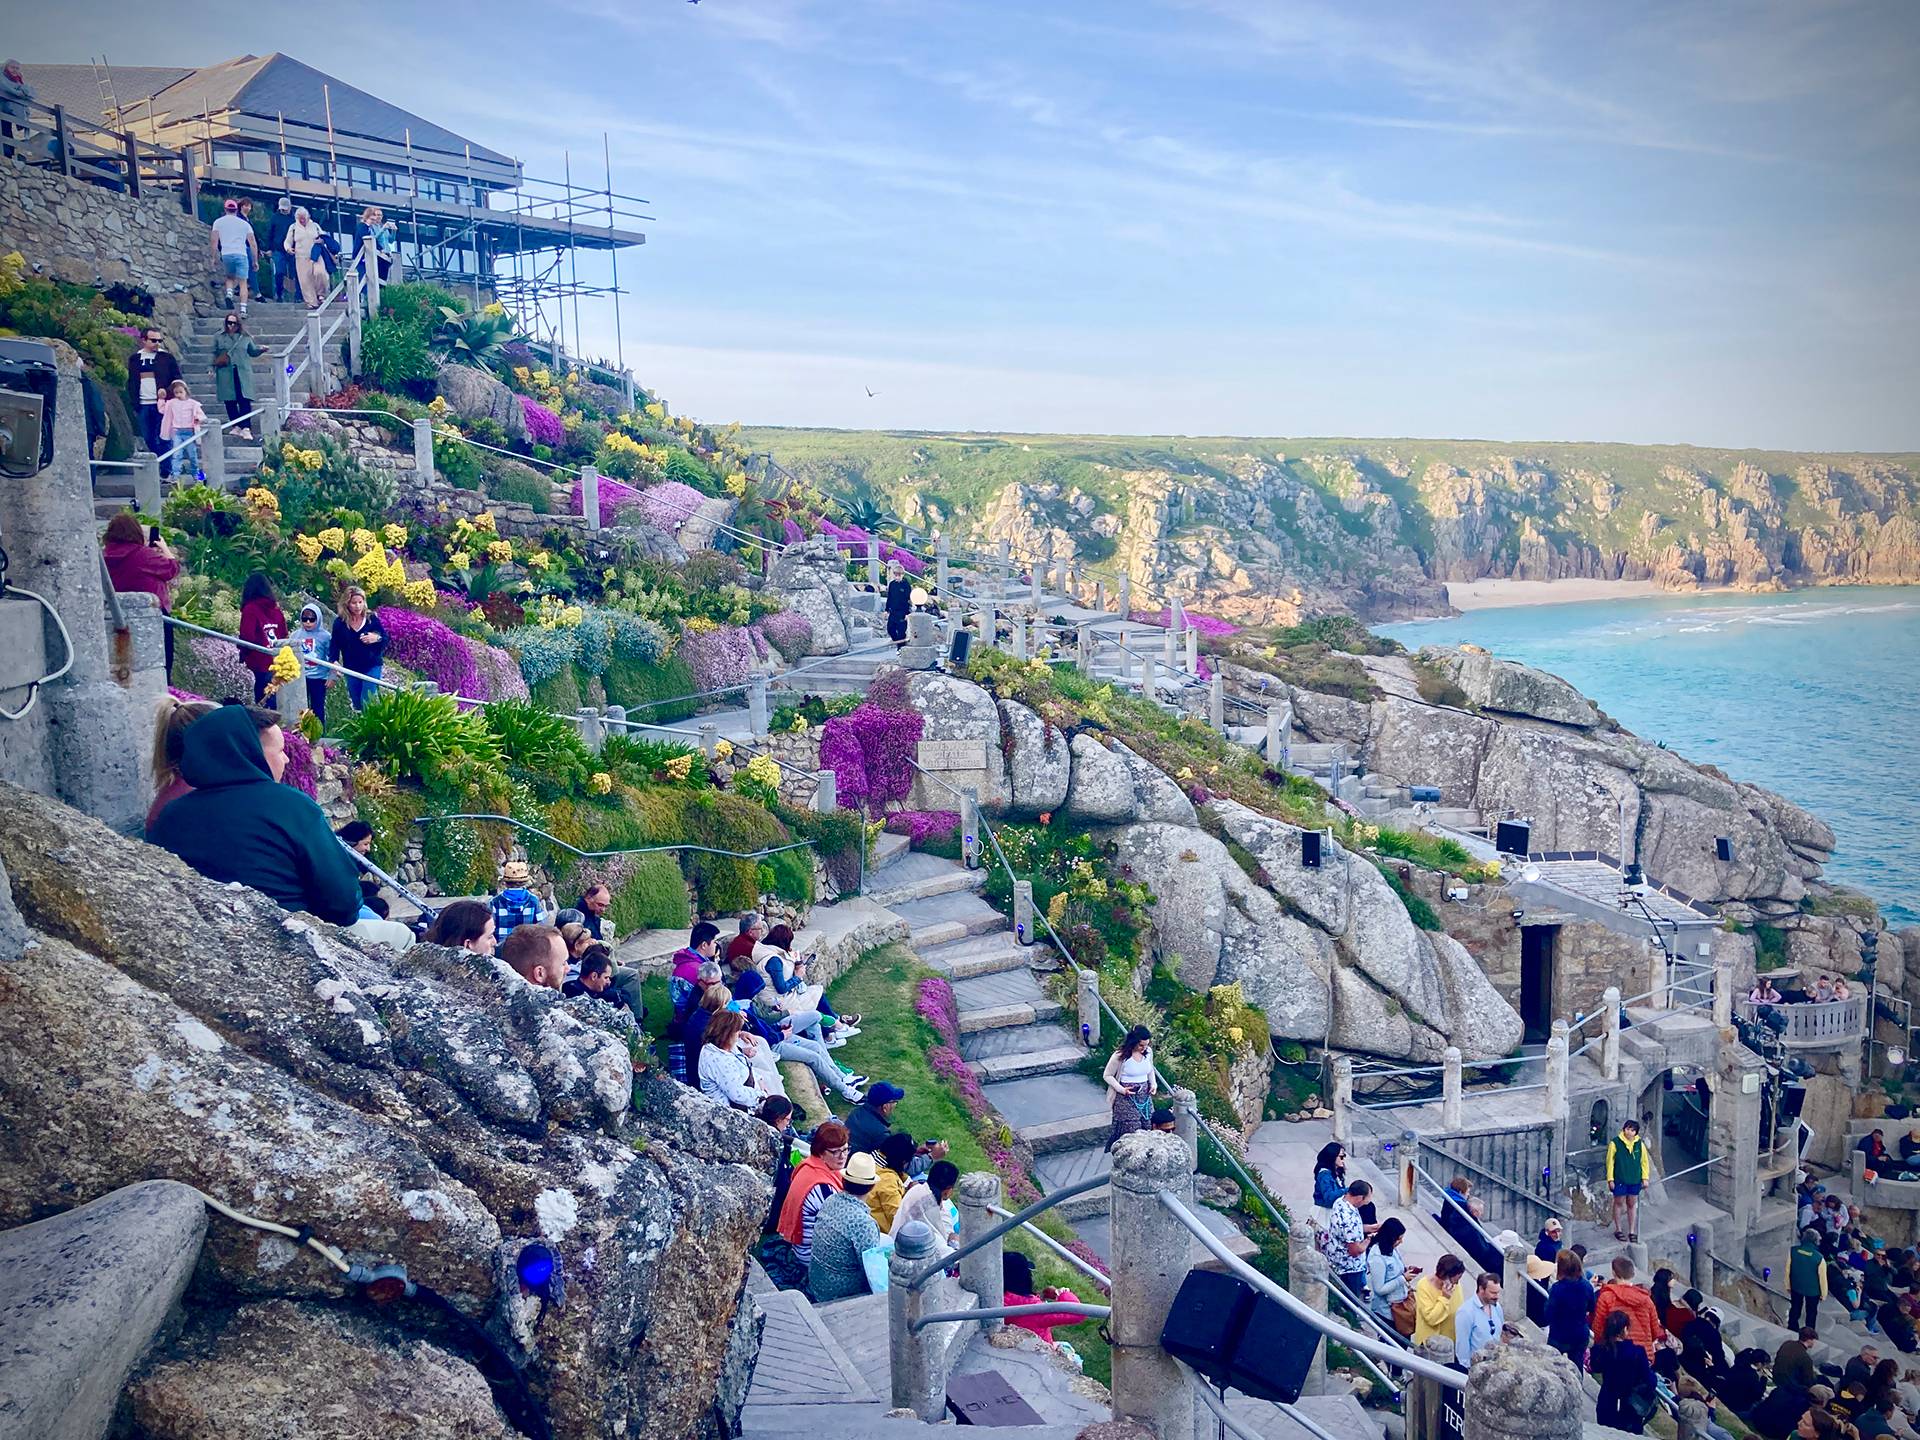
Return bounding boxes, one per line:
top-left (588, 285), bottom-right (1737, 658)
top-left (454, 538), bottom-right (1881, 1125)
top-left (1607, 1119), bottom-right (1653, 1242)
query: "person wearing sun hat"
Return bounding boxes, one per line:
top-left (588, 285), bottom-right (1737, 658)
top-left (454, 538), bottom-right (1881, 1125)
top-left (490, 859), bottom-right (547, 939)
top-left (808, 1151), bottom-right (885, 1302)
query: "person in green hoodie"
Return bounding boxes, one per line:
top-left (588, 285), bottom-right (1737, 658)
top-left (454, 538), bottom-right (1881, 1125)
top-left (148, 703), bottom-right (361, 925)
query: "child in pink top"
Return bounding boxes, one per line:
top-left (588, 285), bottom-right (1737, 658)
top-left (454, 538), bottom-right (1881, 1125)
top-left (158, 379), bottom-right (207, 480)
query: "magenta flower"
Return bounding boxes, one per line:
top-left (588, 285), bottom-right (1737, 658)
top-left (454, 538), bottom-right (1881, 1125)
top-left (635, 481), bottom-right (708, 534)
top-left (678, 624), bottom-right (756, 693)
top-left (820, 703), bottom-right (923, 812)
top-left (521, 397), bottom-right (564, 449)
top-left (884, 809), bottom-right (960, 846)
top-left (376, 606), bottom-right (481, 700)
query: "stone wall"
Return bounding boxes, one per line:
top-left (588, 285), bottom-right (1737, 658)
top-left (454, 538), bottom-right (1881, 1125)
top-left (0, 155), bottom-right (214, 340)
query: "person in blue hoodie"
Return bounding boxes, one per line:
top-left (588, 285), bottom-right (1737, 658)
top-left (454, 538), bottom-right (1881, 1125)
top-left (148, 703), bottom-right (360, 924)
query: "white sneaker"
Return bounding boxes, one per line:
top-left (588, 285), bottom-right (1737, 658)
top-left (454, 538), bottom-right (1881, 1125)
top-left (843, 1088), bottom-right (865, 1104)
top-left (834, 1024), bottom-right (862, 1040)
top-left (826, 1035), bottom-right (849, 1049)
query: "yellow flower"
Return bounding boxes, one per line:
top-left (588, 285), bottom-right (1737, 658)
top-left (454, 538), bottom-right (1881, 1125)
top-left (513, 366), bottom-right (532, 386)
top-left (427, 396), bottom-right (451, 418)
top-left (481, 301), bottom-right (506, 317)
top-left (588, 771), bottom-right (614, 795)
top-left (603, 431), bottom-right (646, 459)
top-left (323, 557), bottom-right (352, 579)
top-left (403, 579), bottom-right (439, 608)
top-left (712, 738), bottom-right (735, 760)
top-left (352, 549), bottom-right (394, 591)
top-left (724, 471), bottom-right (749, 497)
top-left (471, 510), bottom-right (498, 534)
top-left (350, 528), bottom-right (379, 554)
top-left (447, 550), bottom-right (472, 570)
top-left (1046, 892), bottom-right (1069, 926)
top-left (382, 523), bottom-right (408, 548)
top-left (789, 715), bottom-right (810, 735)
top-left (317, 527), bottom-right (347, 553)
top-left (1228, 1025), bottom-right (1245, 1046)
top-left (294, 534), bottom-right (323, 563)
top-left (486, 539), bottom-right (513, 565)
top-left (643, 401), bottom-right (666, 422)
top-left (269, 645), bottom-right (302, 684)
top-left (385, 560), bottom-right (409, 592)
top-left (1176, 766), bottom-right (1195, 781)
top-left (684, 615), bottom-right (718, 634)
top-left (663, 753), bottom-right (694, 782)
top-left (299, 449), bottom-right (326, 472)
top-left (525, 551), bottom-right (552, 570)
top-left (243, 485), bottom-right (280, 515)
top-left (743, 754), bottom-right (780, 791)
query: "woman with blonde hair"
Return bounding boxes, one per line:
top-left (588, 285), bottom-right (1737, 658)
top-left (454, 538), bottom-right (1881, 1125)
top-left (146, 696), bottom-right (281, 833)
top-left (699, 1010), bottom-right (772, 1111)
top-left (329, 585), bottom-right (388, 709)
top-left (283, 206), bottom-right (326, 308)
top-left (883, 559), bottom-right (913, 645)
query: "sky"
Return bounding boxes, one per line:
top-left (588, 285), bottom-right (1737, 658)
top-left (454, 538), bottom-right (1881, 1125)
top-left (16, 1), bottom-right (1920, 448)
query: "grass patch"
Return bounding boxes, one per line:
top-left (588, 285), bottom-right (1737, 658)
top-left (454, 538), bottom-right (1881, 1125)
top-left (1371, 858), bottom-right (1443, 930)
top-left (826, 943), bottom-right (1113, 1385)
top-left (1410, 656), bottom-right (1473, 710)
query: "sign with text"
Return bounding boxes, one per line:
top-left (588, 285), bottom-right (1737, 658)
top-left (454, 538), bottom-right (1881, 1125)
top-left (916, 739), bottom-right (990, 772)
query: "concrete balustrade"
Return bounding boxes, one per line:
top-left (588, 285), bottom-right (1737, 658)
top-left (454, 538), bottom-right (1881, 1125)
top-left (1077, 968), bottom-right (1101, 1048)
top-left (1442, 1046), bottom-right (1464, 1130)
top-left (956, 1172), bottom-right (1002, 1333)
top-left (1109, 1132), bottom-right (1195, 1440)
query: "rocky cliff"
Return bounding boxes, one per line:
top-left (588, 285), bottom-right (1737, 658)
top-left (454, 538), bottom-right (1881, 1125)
top-left (749, 430), bottom-right (1920, 621)
top-left (0, 782), bottom-right (768, 1440)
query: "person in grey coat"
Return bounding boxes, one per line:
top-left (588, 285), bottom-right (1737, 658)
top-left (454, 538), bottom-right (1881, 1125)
top-left (210, 312), bottom-right (265, 437)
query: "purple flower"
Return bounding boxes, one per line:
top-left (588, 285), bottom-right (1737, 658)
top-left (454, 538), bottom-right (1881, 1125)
top-left (782, 517), bottom-right (805, 545)
top-left (819, 703), bottom-right (923, 812)
top-left (474, 642), bottom-right (530, 702)
top-left (521, 397), bottom-right (564, 449)
top-left (376, 606), bottom-right (482, 700)
top-left (678, 624), bottom-right (756, 693)
top-left (636, 480), bottom-right (709, 534)
top-left (280, 725), bottom-right (318, 798)
top-left (884, 809), bottom-right (960, 846)
top-left (1132, 607), bottom-right (1237, 637)
top-left (760, 610), bottom-right (813, 662)
top-left (571, 474), bottom-right (645, 527)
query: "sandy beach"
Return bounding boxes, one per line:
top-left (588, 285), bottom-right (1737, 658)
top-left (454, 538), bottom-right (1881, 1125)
top-left (1443, 578), bottom-right (1667, 611)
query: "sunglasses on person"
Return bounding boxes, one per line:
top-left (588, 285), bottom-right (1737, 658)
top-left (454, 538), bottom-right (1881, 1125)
top-left (143, 332), bottom-right (161, 345)
top-left (225, 317), bottom-right (241, 328)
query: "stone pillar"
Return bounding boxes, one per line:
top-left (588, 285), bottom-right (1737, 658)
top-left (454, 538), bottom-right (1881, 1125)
top-left (580, 464), bottom-right (601, 532)
top-left (1184, 626), bottom-right (1199, 675)
top-left (1288, 1245), bottom-right (1331, 1398)
top-left (1138, 650), bottom-right (1154, 699)
top-left (1463, 1339), bottom-right (1582, 1440)
top-left (960, 787), bottom-right (981, 869)
top-left (1207, 673), bottom-right (1224, 731)
top-left (200, 417), bottom-right (225, 487)
top-left (1076, 623), bottom-right (1093, 672)
top-left (1116, 573), bottom-right (1131, 619)
top-left (1330, 1056), bottom-right (1354, 1145)
top-left (1171, 594), bottom-right (1188, 634)
top-left (1029, 563), bottom-right (1043, 610)
top-left (413, 417), bottom-right (434, 484)
top-left (1406, 1337), bottom-right (1458, 1440)
top-left (1170, 1085), bottom-right (1199, 1170)
top-left (303, 310), bottom-right (324, 400)
top-left (1442, 1046), bottom-right (1464, 1131)
top-left (1708, 1044), bottom-right (1764, 1239)
top-left (1010, 619), bottom-right (1027, 661)
top-left (979, 605), bottom-right (996, 652)
top-left (888, 1221), bottom-right (943, 1420)
top-left (698, 722), bottom-right (718, 759)
top-left (1689, 1218), bottom-right (1716, 1294)
top-left (1398, 1136), bottom-right (1417, 1208)
top-left (576, 707), bottom-right (604, 754)
top-left (812, 768), bottom-right (838, 813)
top-left (133, 453), bottom-right (161, 516)
top-left (1111, 1132), bottom-right (1196, 1440)
top-left (1012, 880), bottom-right (1035, 945)
top-left (0, 351), bottom-right (144, 832)
top-left (997, 538), bottom-right (1010, 593)
top-left (1602, 986), bottom-right (1622, 1081)
top-left (603, 704), bottom-right (626, 737)
top-left (1713, 952), bottom-right (1735, 1028)
top-left (1501, 1240), bottom-right (1530, 1321)
top-left (274, 666), bottom-right (307, 727)
top-left (954, 1171), bottom-right (1003, 1336)
top-left (1546, 1025), bottom-right (1569, 1121)
top-left (867, 537), bottom-right (881, 588)
top-left (1162, 624), bottom-right (1177, 668)
top-left (1266, 703), bottom-right (1291, 767)
top-left (935, 542), bottom-right (949, 602)
top-left (1077, 968), bottom-right (1101, 1049)
top-left (748, 676), bottom-right (769, 738)
top-left (1650, 941), bottom-right (1670, 1010)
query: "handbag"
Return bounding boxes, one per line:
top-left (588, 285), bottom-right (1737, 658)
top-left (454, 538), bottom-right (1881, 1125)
top-left (1625, 1383), bottom-right (1659, 1422)
top-left (860, 1244), bottom-right (891, 1295)
top-left (1390, 1297), bottom-right (1417, 1338)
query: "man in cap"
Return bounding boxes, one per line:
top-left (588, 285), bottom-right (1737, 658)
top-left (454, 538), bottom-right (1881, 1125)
top-left (267, 196), bottom-right (297, 301)
top-left (847, 1081), bottom-right (904, 1157)
top-left (210, 198), bottom-right (260, 314)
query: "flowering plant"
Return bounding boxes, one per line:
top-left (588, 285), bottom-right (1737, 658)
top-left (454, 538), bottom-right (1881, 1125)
top-left (521, 397), bottom-right (564, 449)
top-left (759, 610), bottom-right (813, 662)
top-left (588, 771), bottom-right (614, 795)
top-left (376, 605), bottom-right (482, 700)
top-left (678, 623), bottom-right (755, 692)
top-left (243, 487), bottom-right (280, 524)
top-left (883, 809), bottom-right (960, 846)
top-left (382, 523), bottom-right (408, 548)
top-left (636, 481), bottom-right (707, 534)
top-left (819, 703), bottom-right (923, 815)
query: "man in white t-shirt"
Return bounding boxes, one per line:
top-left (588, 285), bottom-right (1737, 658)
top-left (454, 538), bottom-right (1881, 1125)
top-left (209, 198), bottom-right (260, 313)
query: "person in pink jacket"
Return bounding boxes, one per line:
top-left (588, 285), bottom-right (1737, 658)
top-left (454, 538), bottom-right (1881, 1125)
top-left (157, 379), bottom-right (207, 480)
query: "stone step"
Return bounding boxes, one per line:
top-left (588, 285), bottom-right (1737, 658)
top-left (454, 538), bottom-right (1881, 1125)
top-left (981, 1073), bottom-right (1111, 1156)
top-left (920, 932), bottom-right (1033, 980)
top-left (951, 969), bottom-right (1060, 1033)
top-left (865, 853), bottom-right (983, 909)
top-left (1033, 1144), bottom-right (1113, 1218)
top-left (960, 1020), bottom-right (1088, 1082)
top-left (896, 891), bottom-right (1007, 949)
top-left (742, 1287), bottom-right (879, 1416)
top-left (869, 830), bottom-right (911, 874)
top-left (814, 1282), bottom-right (977, 1402)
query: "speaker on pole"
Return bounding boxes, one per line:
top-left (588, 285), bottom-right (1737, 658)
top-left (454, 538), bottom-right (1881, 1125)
top-left (948, 628), bottom-right (972, 667)
top-left (1159, 1269), bottom-right (1320, 1405)
top-left (1495, 819), bottom-right (1531, 857)
top-left (1715, 836), bottom-right (1734, 863)
top-left (1301, 830), bottom-right (1323, 870)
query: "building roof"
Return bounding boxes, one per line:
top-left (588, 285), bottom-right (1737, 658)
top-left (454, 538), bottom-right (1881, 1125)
top-left (21, 55), bottom-right (512, 167)
top-left (1524, 858), bottom-right (1718, 925)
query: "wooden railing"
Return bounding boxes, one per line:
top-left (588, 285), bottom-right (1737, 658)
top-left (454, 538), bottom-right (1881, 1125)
top-left (2, 98), bottom-right (197, 213)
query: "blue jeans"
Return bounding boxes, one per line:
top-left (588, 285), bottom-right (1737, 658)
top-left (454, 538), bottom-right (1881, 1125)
top-left (174, 436), bottom-right (200, 478)
top-left (775, 1035), bottom-right (857, 1098)
top-left (346, 664), bottom-right (383, 709)
top-left (273, 250), bottom-right (296, 301)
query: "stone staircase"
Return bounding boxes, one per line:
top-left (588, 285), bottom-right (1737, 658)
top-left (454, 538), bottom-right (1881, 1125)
top-left (772, 636), bottom-right (898, 696)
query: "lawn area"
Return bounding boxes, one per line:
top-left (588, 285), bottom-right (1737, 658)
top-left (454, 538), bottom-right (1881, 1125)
top-left (827, 943), bottom-right (1114, 1386)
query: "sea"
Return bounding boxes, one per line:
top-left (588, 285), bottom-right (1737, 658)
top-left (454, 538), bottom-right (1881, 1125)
top-left (1376, 586), bottom-right (1920, 927)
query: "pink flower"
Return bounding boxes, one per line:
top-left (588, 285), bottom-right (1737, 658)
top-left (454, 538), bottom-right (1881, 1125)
top-left (521, 397), bottom-right (564, 449)
top-left (376, 606), bottom-right (481, 700)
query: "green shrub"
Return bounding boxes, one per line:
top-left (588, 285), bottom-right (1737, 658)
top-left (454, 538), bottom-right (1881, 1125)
top-left (481, 698), bottom-right (590, 789)
top-left (380, 281), bottom-right (464, 332)
top-left (662, 447), bottom-right (719, 493)
top-left (604, 652), bottom-right (699, 723)
top-left (360, 314), bottom-right (436, 391)
top-left (486, 460), bottom-right (555, 513)
top-left (600, 734), bottom-right (704, 786)
top-left (258, 434), bottom-right (395, 534)
top-left (336, 687), bottom-right (501, 783)
top-left (433, 430), bottom-right (484, 489)
top-left (530, 667), bottom-right (582, 715)
top-left (1372, 859), bottom-right (1442, 930)
top-left (760, 846), bottom-right (815, 907)
top-left (609, 854), bottom-right (692, 931)
top-left (1411, 657), bottom-right (1472, 710)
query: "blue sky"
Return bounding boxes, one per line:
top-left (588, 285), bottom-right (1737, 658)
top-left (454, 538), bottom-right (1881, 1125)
top-left (18, 1), bottom-right (1920, 447)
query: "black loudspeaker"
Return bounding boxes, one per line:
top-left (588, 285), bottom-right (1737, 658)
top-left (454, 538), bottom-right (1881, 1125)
top-left (1495, 819), bottom-right (1531, 856)
top-left (1301, 830), bottom-right (1322, 870)
top-left (1716, 836), bottom-right (1734, 863)
top-left (1160, 1269), bottom-right (1320, 1405)
top-left (948, 628), bottom-right (972, 666)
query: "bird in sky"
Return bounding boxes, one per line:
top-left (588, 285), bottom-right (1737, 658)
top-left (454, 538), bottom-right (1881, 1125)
top-left (865, 386), bottom-right (877, 398)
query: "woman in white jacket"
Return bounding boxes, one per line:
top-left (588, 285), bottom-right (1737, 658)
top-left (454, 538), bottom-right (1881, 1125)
top-left (283, 207), bottom-right (326, 309)
top-left (698, 1010), bottom-right (770, 1111)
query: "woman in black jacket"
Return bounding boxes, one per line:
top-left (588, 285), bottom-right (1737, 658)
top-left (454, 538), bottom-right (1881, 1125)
top-left (329, 585), bottom-right (388, 709)
top-left (1593, 1309), bottom-right (1656, 1434)
top-left (883, 561), bottom-right (913, 645)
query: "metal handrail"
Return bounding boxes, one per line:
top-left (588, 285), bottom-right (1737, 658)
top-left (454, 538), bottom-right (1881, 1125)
top-left (985, 1203), bottom-right (1111, 1291)
top-left (1181, 1362), bottom-right (1343, 1440)
top-left (906, 1173), bottom-right (1109, 1289)
top-left (1407, 1159), bottom-right (1551, 1305)
top-left (410, 813), bottom-right (814, 864)
top-left (1659, 1153), bottom-right (1726, 1187)
top-left (909, 1301), bottom-right (1110, 1333)
top-left (1161, 1193), bottom-right (1464, 1389)
top-left (1418, 1140), bottom-right (1570, 1225)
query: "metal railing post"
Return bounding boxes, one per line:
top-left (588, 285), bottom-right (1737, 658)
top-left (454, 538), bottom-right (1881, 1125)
top-left (888, 1221), bottom-right (942, 1419)
top-left (1602, 986), bottom-right (1622, 1081)
top-left (201, 419), bottom-right (225, 488)
top-left (1012, 880), bottom-right (1034, 945)
top-left (1110, 1134), bottom-right (1196, 1440)
top-left (960, 786), bottom-right (981, 869)
top-left (413, 417), bottom-right (434, 484)
top-left (1546, 1023), bottom-right (1569, 1121)
top-left (303, 310), bottom-right (325, 399)
top-left (956, 1171), bottom-right (1003, 1333)
top-left (1442, 1046), bottom-right (1464, 1131)
top-left (581, 463), bottom-right (601, 531)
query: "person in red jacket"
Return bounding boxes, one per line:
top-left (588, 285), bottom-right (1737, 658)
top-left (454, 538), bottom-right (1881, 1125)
top-left (237, 571), bottom-right (287, 704)
top-left (1591, 1254), bottom-right (1666, 1361)
top-left (100, 512), bottom-right (182, 677)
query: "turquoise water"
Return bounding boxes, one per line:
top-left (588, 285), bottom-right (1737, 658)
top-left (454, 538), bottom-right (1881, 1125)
top-left (1377, 587), bottom-right (1920, 926)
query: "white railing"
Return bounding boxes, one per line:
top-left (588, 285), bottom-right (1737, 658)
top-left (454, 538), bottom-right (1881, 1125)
top-left (1740, 996), bottom-right (1868, 1046)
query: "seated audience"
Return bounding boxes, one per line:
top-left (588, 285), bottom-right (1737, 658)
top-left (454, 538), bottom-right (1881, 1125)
top-left (732, 969), bottom-right (867, 1101)
top-left (1719, 1347), bottom-right (1771, 1416)
top-left (575, 883), bottom-right (612, 940)
top-left (726, 913), bottom-right (765, 973)
top-left (866, 1133), bottom-right (916, 1231)
top-left (891, 1160), bottom-right (961, 1246)
top-left (761, 923), bottom-right (859, 1038)
top-left (700, 1010), bottom-right (775, 1111)
top-left (668, 922), bottom-right (723, 1032)
top-left (423, 899), bottom-right (497, 956)
top-left (682, 985), bottom-right (728, 1087)
top-left (149, 703), bottom-right (362, 925)
top-left (759, 1096), bottom-right (799, 1233)
top-left (147, 696), bottom-right (220, 831)
top-left (1003, 1250), bottom-right (1089, 1344)
top-left (490, 860), bottom-right (546, 939)
top-left (1535, 1216), bottom-right (1564, 1263)
top-left (564, 948), bottom-right (630, 1010)
top-left (1750, 977), bottom-right (1785, 1004)
top-left (808, 1152), bottom-right (883, 1302)
top-left (848, 1082), bottom-right (905, 1156)
top-left (775, 1120), bottom-right (849, 1274)
top-left (499, 923), bottom-right (566, 991)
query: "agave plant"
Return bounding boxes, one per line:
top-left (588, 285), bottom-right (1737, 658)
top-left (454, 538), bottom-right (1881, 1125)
top-left (432, 305), bottom-right (520, 369)
top-left (843, 491), bottom-right (897, 535)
